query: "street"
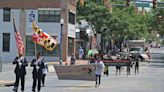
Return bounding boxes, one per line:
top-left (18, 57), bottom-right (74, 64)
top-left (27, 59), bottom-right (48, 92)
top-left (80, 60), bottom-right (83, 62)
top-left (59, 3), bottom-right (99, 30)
top-left (0, 47), bottom-right (164, 92)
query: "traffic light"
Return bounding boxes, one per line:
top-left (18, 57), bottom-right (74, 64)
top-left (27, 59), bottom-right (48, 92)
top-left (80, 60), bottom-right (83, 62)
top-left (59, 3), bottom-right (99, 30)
top-left (80, 0), bottom-right (85, 6)
top-left (126, 0), bottom-right (130, 6)
top-left (103, 0), bottom-right (112, 13)
top-left (153, 0), bottom-right (157, 9)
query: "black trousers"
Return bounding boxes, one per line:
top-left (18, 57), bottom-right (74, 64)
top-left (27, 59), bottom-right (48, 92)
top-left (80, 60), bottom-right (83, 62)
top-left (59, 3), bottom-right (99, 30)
top-left (116, 67), bottom-right (121, 75)
top-left (42, 74), bottom-right (46, 85)
top-left (127, 66), bottom-right (131, 75)
top-left (135, 66), bottom-right (139, 74)
top-left (32, 76), bottom-right (41, 92)
top-left (95, 75), bottom-right (101, 85)
top-left (14, 74), bottom-right (25, 91)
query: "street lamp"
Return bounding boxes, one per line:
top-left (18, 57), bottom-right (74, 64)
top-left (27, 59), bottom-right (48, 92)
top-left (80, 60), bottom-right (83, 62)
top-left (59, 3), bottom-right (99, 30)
top-left (59, 18), bottom-right (64, 65)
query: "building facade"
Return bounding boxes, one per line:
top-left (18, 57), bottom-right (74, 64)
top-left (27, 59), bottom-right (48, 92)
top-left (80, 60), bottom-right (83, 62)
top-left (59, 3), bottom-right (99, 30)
top-left (0, 0), bottom-right (76, 62)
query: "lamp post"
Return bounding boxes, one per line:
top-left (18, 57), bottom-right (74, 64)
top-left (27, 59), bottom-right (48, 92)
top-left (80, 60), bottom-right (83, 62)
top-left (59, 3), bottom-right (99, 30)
top-left (59, 18), bottom-right (64, 65)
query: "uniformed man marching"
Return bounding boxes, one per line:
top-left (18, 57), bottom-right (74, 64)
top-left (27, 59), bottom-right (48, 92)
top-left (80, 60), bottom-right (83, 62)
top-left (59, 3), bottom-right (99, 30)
top-left (31, 52), bottom-right (45, 92)
top-left (12, 53), bottom-right (28, 92)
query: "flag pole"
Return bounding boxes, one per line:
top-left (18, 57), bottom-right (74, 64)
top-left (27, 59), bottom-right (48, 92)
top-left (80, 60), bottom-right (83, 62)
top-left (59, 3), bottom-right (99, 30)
top-left (12, 12), bottom-right (25, 55)
top-left (34, 42), bottom-right (37, 57)
top-left (32, 20), bottom-right (37, 57)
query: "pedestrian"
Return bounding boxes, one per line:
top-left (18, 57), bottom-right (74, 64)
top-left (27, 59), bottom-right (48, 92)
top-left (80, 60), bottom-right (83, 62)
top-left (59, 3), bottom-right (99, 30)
top-left (104, 66), bottom-right (109, 76)
top-left (70, 54), bottom-right (76, 65)
top-left (88, 54), bottom-right (95, 64)
top-left (31, 52), bottom-right (45, 92)
top-left (127, 55), bottom-right (132, 75)
top-left (134, 60), bottom-right (139, 75)
top-left (78, 47), bottom-right (84, 59)
top-left (42, 61), bottom-right (48, 87)
top-left (12, 53), bottom-right (28, 92)
top-left (116, 65), bottom-right (121, 75)
top-left (95, 57), bottom-right (105, 87)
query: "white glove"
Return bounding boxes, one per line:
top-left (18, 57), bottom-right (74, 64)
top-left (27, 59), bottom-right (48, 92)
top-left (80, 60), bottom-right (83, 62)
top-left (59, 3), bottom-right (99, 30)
top-left (19, 62), bottom-right (22, 66)
top-left (36, 66), bottom-right (39, 70)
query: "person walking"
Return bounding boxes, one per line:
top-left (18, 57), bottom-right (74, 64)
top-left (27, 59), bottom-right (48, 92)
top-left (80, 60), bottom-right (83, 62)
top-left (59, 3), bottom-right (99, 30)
top-left (134, 60), bottom-right (139, 75)
top-left (78, 47), bottom-right (84, 59)
top-left (95, 58), bottom-right (105, 87)
top-left (31, 53), bottom-right (45, 92)
top-left (41, 61), bottom-right (48, 87)
top-left (127, 55), bottom-right (132, 75)
top-left (70, 54), bottom-right (76, 65)
top-left (116, 65), bottom-right (121, 75)
top-left (12, 53), bottom-right (28, 92)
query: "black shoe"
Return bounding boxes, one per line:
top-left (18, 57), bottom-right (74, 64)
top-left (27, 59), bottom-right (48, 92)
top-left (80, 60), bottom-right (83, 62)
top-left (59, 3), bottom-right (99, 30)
top-left (12, 87), bottom-right (17, 92)
top-left (42, 84), bottom-right (45, 87)
top-left (32, 89), bottom-right (35, 92)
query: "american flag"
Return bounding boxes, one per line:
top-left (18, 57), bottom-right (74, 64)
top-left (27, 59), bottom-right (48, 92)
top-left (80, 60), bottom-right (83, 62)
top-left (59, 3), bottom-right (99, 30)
top-left (13, 17), bottom-right (25, 55)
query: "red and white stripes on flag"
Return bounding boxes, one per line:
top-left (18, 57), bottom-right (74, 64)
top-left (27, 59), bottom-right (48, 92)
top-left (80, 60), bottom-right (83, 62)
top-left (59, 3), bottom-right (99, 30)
top-left (13, 17), bottom-right (25, 55)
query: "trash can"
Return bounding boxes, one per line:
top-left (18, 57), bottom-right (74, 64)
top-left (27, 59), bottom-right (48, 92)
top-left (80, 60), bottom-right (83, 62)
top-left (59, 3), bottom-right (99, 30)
top-left (0, 56), bottom-right (2, 72)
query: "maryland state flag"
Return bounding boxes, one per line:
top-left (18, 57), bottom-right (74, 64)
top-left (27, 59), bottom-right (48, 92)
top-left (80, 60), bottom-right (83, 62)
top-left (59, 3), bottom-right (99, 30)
top-left (32, 21), bottom-right (57, 51)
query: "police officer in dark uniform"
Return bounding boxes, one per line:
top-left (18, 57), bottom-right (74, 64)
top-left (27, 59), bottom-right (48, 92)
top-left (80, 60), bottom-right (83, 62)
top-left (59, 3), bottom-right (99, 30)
top-left (31, 53), bottom-right (45, 92)
top-left (13, 53), bottom-right (28, 92)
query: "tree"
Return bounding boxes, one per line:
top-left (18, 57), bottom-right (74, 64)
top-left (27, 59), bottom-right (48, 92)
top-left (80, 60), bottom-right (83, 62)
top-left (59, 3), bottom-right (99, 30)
top-left (77, 0), bottom-right (157, 51)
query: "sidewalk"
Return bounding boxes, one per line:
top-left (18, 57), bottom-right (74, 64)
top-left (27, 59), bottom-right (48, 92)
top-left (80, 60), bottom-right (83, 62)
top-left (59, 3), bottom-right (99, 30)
top-left (0, 60), bottom-right (88, 86)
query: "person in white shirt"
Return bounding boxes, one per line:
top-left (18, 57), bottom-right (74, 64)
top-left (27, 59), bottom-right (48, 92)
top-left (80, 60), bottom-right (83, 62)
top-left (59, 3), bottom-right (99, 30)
top-left (95, 58), bottom-right (105, 87)
top-left (41, 61), bottom-right (48, 87)
top-left (78, 47), bottom-right (84, 59)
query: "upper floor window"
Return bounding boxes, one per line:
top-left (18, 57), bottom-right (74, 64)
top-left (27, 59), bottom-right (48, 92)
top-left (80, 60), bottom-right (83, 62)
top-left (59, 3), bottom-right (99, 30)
top-left (3, 8), bottom-right (11, 22)
top-left (3, 33), bottom-right (10, 52)
top-left (69, 12), bottom-right (75, 24)
top-left (38, 10), bottom-right (60, 22)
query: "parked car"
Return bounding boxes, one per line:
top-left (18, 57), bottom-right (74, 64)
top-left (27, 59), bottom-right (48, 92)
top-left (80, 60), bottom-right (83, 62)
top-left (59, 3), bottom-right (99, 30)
top-left (129, 47), bottom-right (149, 61)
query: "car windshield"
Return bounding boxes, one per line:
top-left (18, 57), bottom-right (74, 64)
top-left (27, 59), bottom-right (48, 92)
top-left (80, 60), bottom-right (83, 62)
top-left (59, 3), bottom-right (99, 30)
top-left (130, 48), bottom-right (142, 51)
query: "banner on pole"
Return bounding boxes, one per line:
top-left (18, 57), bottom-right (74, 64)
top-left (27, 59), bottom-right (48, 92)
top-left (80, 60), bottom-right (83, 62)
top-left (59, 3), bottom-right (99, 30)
top-left (54, 64), bottom-right (96, 81)
top-left (32, 21), bottom-right (57, 51)
top-left (102, 59), bottom-right (130, 66)
top-left (12, 15), bottom-right (25, 55)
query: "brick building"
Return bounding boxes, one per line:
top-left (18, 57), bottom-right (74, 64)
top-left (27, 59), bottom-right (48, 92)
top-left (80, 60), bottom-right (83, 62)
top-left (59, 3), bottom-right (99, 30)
top-left (0, 0), bottom-right (77, 62)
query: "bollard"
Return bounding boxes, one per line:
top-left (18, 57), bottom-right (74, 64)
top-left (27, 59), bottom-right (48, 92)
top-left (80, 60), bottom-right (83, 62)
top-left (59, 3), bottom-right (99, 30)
top-left (0, 56), bottom-right (2, 72)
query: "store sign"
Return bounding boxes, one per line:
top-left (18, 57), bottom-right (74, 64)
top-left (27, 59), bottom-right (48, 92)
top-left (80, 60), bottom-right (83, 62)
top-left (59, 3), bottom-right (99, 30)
top-left (29, 11), bottom-right (35, 22)
top-left (68, 24), bottom-right (76, 38)
top-left (136, 2), bottom-right (150, 7)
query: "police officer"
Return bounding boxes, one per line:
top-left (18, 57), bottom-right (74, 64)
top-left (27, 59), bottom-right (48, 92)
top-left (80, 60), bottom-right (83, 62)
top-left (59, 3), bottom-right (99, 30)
top-left (13, 53), bottom-right (28, 92)
top-left (31, 53), bottom-right (45, 92)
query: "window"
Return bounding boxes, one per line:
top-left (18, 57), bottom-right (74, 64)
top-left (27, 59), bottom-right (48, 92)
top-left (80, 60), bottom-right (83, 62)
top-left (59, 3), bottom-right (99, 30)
top-left (38, 10), bottom-right (60, 22)
top-left (68, 38), bottom-right (73, 56)
top-left (26, 35), bottom-right (59, 56)
top-left (3, 8), bottom-right (11, 22)
top-left (69, 12), bottom-right (75, 24)
top-left (3, 33), bottom-right (10, 52)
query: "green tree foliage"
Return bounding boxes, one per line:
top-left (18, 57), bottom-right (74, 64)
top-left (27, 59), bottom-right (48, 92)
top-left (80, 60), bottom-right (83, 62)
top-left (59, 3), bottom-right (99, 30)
top-left (77, 0), bottom-right (162, 48)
